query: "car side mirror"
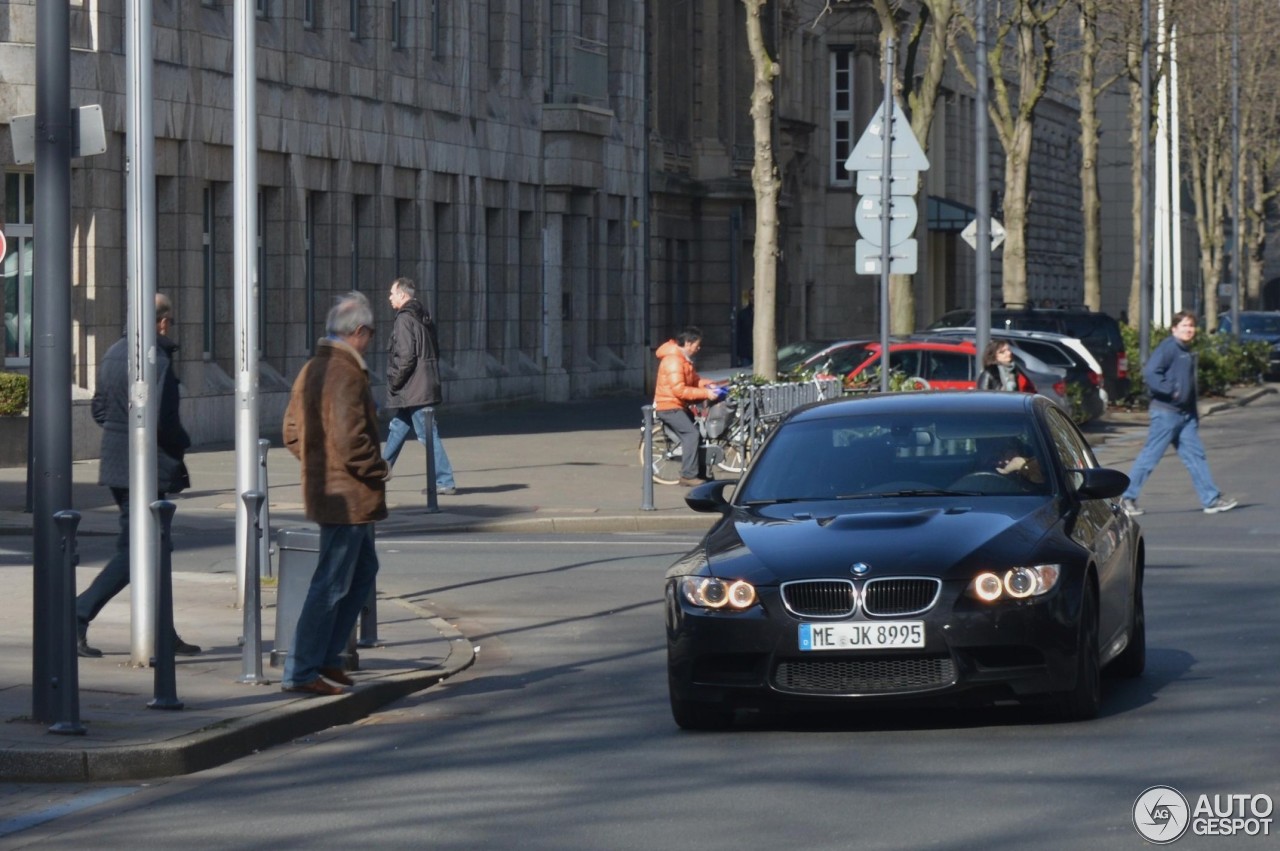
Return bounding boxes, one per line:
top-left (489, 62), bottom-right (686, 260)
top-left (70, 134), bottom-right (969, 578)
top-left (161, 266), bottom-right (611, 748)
top-left (684, 479), bottom-right (736, 513)
top-left (1073, 467), bottom-right (1129, 500)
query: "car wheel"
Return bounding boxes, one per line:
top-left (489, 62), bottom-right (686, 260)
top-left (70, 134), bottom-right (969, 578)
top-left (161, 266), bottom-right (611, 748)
top-left (1050, 582), bottom-right (1102, 722)
top-left (669, 679), bottom-right (733, 731)
top-left (1108, 568), bottom-right (1145, 678)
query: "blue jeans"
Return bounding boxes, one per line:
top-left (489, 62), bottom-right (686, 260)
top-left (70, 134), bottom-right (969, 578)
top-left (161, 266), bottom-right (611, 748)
top-left (384, 406), bottom-right (455, 488)
top-left (1123, 406), bottom-right (1221, 508)
top-left (283, 523), bottom-right (380, 688)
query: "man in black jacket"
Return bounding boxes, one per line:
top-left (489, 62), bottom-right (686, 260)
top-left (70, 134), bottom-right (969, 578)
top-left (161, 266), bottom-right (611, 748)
top-left (382, 277), bottom-right (457, 493)
top-left (76, 294), bottom-right (201, 658)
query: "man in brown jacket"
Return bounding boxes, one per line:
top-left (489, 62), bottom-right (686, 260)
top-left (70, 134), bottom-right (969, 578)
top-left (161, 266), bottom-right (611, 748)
top-left (281, 292), bottom-right (390, 695)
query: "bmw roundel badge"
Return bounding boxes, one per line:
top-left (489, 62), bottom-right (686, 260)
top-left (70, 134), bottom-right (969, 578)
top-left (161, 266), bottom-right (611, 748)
top-left (851, 562), bottom-right (870, 576)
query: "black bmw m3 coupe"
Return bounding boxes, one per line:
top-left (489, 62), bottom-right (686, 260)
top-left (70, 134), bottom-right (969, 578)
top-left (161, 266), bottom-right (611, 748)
top-left (665, 391), bottom-right (1144, 730)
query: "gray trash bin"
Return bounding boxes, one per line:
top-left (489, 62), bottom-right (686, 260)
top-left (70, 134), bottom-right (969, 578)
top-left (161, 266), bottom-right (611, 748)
top-left (272, 527), bottom-right (360, 671)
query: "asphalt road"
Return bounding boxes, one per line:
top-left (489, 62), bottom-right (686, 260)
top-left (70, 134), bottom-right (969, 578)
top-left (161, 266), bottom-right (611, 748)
top-left (3, 397), bottom-right (1278, 850)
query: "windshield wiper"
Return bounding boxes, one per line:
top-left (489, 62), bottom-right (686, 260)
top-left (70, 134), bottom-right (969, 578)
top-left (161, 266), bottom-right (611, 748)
top-left (742, 496), bottom-right (825, 505)
top-left (849, 489), bottom-right (979, 498)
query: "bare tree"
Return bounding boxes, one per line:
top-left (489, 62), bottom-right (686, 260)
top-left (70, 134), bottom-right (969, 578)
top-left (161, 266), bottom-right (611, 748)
top-left (1071, 0), bottom-right (1128, 311)
top-left (1234, 2), bottom-right (1280, 309)
top-left (954, 0), bottom-right (1072, 306)
top-left (744, 0), bottom-right (782, 380)
top-left (1177, 1), bottom-right (1236, 329)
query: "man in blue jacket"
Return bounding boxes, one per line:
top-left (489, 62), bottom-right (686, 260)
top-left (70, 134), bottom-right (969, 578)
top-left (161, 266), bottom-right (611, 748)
top-left (1121, 311), bottom-right (1237, 516)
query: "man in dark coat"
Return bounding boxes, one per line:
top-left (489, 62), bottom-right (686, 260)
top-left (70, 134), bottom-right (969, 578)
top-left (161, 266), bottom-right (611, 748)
top-left (76, 293), bottom-right (201, 658)
top-left (382, 277), bottom-right (456, 493)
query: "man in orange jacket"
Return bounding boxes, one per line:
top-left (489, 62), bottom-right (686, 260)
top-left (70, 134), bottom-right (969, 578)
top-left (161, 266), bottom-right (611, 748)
top-left (654, 327), bottom-right (726, 485)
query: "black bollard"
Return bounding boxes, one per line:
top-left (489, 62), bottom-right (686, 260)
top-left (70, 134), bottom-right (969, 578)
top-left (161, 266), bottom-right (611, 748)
top-left (148, 500), bottom-right (183, 710)
top-left (640, 405), bottom-right (655, 511)
top-left (238, 491), bottom-right (270, 684)
top-left (48, 511), bottom-right (86, 735)
top-left (357, 523), bottom-right (379, 648)
top-left (256, 439), bottom-right (273, 578)
top-left (423, 408), bottom-right (440, 514)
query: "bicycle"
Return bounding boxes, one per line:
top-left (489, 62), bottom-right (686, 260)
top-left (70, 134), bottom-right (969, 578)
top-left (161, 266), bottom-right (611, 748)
top-left (640, 398), bottom-right (745, 485)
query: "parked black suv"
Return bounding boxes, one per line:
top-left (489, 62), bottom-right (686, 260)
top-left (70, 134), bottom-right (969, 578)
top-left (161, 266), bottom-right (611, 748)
top-left (927, 304), bottom-right (1131, 401)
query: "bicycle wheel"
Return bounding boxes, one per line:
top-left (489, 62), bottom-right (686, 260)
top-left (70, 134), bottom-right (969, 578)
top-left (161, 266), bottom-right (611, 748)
top-left (715, 440), bottom-right (749, 474)
top-left (640, 424), bottom-right (683, 485)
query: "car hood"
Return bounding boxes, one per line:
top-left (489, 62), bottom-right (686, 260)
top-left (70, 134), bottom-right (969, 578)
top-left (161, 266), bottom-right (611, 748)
top-left (698, 500), bottom-right (1060, 584)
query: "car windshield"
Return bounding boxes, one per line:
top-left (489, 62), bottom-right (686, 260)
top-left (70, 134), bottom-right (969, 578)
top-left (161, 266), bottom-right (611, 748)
top-left (737, 413), bottom-right (1052, 503)
top-left (778, 340), bottom-right (837, 372)
top-left (1238, 315), bottom-right (1280, 336)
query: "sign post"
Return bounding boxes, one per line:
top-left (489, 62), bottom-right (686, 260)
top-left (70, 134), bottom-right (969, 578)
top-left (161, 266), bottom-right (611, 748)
top-left (844, 57), bottom-right (929, 393)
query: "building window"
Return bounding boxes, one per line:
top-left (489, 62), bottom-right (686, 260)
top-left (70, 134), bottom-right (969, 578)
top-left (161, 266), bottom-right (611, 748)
top-left (349, 0), bottom-right (361, 39)
top-left (202, 186), bottom-right (216, 358)
top-left (305, 192), bottom-right (316, 353)
top-left (831, 49), bottom-right (854, 186)
top-left (391, 0), bottom-right (404, 48)
top-left (256, 0), bottom-right (268, 19)
top-left (3, 172), bottom-right (35, 365)
top-left (303, 0), bottom-right (315, 28)
top-left (430, 0), bottom-right (441, 56)
top-left (256, 189), bottom-right (266, 350)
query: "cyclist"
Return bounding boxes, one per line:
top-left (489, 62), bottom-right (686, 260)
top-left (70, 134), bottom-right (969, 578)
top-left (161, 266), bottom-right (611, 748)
top-left (654, 327), bottom-right (727, 486)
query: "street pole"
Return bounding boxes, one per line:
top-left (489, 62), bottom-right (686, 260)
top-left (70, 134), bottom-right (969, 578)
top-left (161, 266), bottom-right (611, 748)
top-left (234, 0), bottom-right (262, 608)
top-left (1138, 0), bottom-right (1153, 365)
top-left (31, 0), bottom-right (76, 722)
top-left (1230, 0), bottom-right (1241, 330)
top-left (879, 38), bottom-right (894, 394)
top-left (126, 0), bottom-right (160, 666)
top-left (974, 0), bottom-right (990, 360)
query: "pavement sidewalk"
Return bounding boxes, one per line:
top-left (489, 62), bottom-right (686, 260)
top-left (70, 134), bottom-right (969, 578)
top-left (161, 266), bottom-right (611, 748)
top-left (0, 389), bottom-right (1271, 783)
top-left (0, 395), bottom-right (710, 783)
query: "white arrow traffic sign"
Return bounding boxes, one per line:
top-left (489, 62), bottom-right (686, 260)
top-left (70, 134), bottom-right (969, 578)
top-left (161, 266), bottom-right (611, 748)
top-left (961, 217), bottom-right (1006, 252)
top-left (844, 102), bottom-right (930, 174)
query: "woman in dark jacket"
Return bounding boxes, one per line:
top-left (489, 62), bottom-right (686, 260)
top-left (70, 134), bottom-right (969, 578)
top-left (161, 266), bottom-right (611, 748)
top-left (976, 340), bottom-right (1035, 393)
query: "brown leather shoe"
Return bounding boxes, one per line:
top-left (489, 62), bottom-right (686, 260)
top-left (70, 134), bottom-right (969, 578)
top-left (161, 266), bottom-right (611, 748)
top-left (319, 666), bottom-right (354, 686)
top-left (679, 476), bottom-right (710, 487)
top-left (283, 678), bottom-right (346, 696)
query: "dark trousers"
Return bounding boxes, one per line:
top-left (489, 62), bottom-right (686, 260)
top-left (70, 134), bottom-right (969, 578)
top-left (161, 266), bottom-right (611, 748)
top-left (657, 408), bottom-right (701, 479)
top-left (75, 487), bottom-right (178, 640)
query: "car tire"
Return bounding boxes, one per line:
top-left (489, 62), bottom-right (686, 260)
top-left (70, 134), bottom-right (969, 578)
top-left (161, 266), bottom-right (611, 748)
top-left (669, 681), bottom-right (733, 731)
top-left (1108, 568), bottom-right (1145, 678)
top-left (1049, 581), bottom-right (1102, 722)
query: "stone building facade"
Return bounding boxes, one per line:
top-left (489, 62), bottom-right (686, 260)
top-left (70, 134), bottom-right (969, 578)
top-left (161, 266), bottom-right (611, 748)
top-left (1, 0), bottom-right (647, 447)
top-left (3, 0), bottom-right (1136, 451)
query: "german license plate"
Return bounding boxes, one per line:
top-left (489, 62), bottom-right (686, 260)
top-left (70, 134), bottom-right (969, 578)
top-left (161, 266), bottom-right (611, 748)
top-left (798, 621), bottom-right (925, 651)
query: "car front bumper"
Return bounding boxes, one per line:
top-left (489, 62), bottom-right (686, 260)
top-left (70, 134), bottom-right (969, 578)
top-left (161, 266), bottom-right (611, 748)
top-left (666, 579), bottom-right (1084, 712)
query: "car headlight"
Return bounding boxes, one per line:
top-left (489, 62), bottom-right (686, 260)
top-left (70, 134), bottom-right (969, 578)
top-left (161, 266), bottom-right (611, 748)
top-left (680, 576), bottom-right (758, 611)
top-left (968, 565), bottom-right (1061, 602)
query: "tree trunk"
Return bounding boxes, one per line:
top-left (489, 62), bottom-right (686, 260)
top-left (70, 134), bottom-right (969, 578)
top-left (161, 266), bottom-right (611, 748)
top-left (744, 0), bottom-right (780, 380)
top-left (1077, 1), bottom-right (1102, 312)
